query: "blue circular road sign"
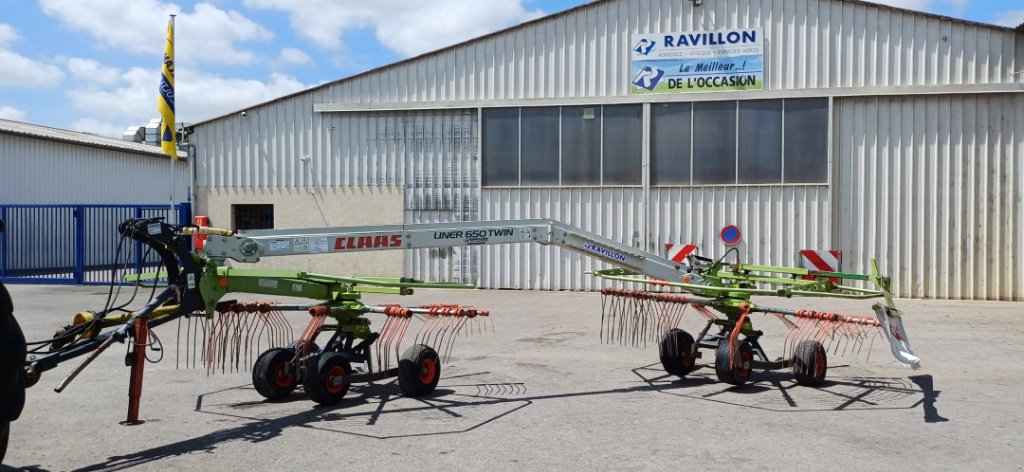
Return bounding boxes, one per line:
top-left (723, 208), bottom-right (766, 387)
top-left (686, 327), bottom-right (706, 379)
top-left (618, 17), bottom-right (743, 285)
top-left (720, 225), bottom-right (742, 245)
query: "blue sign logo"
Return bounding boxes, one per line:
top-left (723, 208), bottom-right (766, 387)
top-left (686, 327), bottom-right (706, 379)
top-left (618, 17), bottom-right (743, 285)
top-left (632, 38), bottom-right (655, 56)
top-left (632, 66), bottom-right (664, 91)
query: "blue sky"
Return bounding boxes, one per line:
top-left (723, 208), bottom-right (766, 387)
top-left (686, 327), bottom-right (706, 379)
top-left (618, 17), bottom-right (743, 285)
top-left (0, 0), bottom-right (1020, 138)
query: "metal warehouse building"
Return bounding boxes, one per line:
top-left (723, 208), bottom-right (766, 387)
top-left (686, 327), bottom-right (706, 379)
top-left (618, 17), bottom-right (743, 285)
top-left (0, 118), bottom-right (188, 205)
top-left (187, 0), bottom-right (1024, 300)
top-left (0, 118), bottom-right (189, 283)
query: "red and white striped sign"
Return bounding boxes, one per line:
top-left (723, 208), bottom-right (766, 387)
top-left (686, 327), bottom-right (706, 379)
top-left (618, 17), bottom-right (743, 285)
top-left (800, 249), bottom-right (841, 283)
top-left (665, 243), bottom-right (698, 263)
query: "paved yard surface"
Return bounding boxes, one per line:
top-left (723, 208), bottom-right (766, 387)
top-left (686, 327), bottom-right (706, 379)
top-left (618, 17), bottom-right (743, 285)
top-left (2, 284), bottom-right (1022, 471)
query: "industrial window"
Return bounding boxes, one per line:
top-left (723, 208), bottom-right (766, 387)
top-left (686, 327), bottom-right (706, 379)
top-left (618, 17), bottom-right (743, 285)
top-left (520, 107), bottom-right (560, 185)
top-left (650, 103), bottom-right (692, 185)
top-left (738, 100), bottom-right (783, 183)
top-left (481, 107), bottom-right (520, 186)
top-left (692, 101), bottom-right (737, 185)
top-left (479, 99), bottom-right (830, 187)
top-left (783, 98), bottom-right (829, 183)
top-left (232, 204), bottom-right (274, 231)
top-left (481, 105), bottom-right (644, 187)
top-left (561, 106), bottom-right (602, 185)
top-left (601, 104), bottom-right (643, 185)
top-left (651, 98), bottom-right (828, 186)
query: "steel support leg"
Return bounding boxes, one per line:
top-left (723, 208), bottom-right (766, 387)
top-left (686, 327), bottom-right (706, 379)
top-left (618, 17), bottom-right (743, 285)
top-left (123, 318), bottom-right (148, 426)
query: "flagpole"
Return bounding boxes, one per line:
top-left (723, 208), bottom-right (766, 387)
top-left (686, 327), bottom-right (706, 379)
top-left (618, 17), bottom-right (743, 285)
top-left (169, 14), bottom-right (176, 223)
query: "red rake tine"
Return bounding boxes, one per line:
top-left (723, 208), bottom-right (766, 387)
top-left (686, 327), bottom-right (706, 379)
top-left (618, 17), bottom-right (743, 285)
top-left (600, 291), bottom-right (610, 342)
top-left (429, 310), bottom-right (446, 352)
top-left (415, 308), bottom-right (436, 345)
top-left (205, 313), bottom-right (222, 375)
top-left (443, 315), bottom-right (467, 362)
top-left (197, 316), bottom-right (207, 369)
top-left (377, 313), bottom-right (396, 369)
top-left (428, 307), bottom-right (447, 345)
top-left (412, 313), bottom-right (427, 346)
top-left (432, 309), bottom-right (454, 355)
top-left (176, 316), bottom-right (184, 370)
top-left (394, 315), bottom-right (411, 367)
top-left (382, 308), bottom-right (409, 369)
top-left (220, 313), bottom-right (234, 374)
top-left (253, 313), bottom-right (270, 362)
top-left (602, 294), bottom-right (615, 343)
top-left (418, 308), bottom-right (442, 345)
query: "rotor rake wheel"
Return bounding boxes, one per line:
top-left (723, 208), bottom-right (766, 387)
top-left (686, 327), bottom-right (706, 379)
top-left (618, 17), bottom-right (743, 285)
top-left (715, 338), bottom-right (754, 386)
top-left (398, 344), bottom-right (441, 397)
top-left (252, 347), bottom-right (298, 400)
top-left (303, 352), bottom-right (352, 405)
top-left (792, 340), bottom-right (828, 386)
top-left (659, 328), bottom-right (696, 378)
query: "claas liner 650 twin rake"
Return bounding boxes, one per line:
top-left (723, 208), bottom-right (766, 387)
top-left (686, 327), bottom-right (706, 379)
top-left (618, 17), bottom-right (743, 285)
top-left (0, 216), bottom-right (919, 460)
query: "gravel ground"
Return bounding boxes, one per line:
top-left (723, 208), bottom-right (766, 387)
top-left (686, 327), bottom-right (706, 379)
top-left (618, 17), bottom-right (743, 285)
top-left (2, 284), bottom-right (1022, 471)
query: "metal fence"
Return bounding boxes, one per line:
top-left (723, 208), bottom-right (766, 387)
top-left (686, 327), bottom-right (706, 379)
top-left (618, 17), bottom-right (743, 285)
top-left (0, 203), bottom-right (191, 285)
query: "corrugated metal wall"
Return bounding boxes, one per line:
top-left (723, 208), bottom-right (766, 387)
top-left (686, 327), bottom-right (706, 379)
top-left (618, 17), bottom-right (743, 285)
top-left (191, 0), bottom-right (1020, 190)
top-left (479, 188), bottom-right (645, 290)
top-left (398, 111), bottom-right (479, 284)
top-left (649, 186), bottom-right (831, 268)
top-left (317, 0), bottom-right (1017, 104)
top-left (477, 186), bottom-right (830, 290)
top-left (836, 93), bottom-right (1024, 300)
top-left (0, 133), bottom-right (189, 205)
top-left (197, 93), bottom-right (317, 188)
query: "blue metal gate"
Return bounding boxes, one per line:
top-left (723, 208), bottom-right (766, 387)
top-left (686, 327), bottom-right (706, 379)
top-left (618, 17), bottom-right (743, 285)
top-left (0, 203), bottom-right (191, 285)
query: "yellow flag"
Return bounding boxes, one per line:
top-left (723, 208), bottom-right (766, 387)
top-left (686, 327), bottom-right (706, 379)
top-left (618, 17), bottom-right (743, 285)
top-left (158, 19), bottom-right (177, 160)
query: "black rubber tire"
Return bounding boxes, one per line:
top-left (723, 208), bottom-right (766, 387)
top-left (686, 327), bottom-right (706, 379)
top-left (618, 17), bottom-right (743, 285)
top-left (0, 420), bottom-right (8, 465)
top-left (0, 281), bottom-right (27, 422)
top-left (252, 348), bottom-right (298, 400)
top-left (398, 344), bottom-right (441, 397)
top-left (659, 329), bottom-right (696, 377)
top-left (792, 340), bottom-right (827, 386)
top-left (303, 352), bottom-right (351, 405)
top-left (714, 338), bottom-right (754, 386)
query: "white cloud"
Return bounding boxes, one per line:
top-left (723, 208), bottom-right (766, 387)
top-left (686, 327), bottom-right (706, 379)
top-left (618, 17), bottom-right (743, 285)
top-left (66, 67), bottom-right (156, 121)
top-left (278, 47), bottom-right (311, 66)
top-left (0, 23), bottom-right (18, 45)
top-left (0, 23), bottom-right (64, 87)
top-left (0, 106), bottom-right (26, 121)
top-left (993, 9), bottom-right (1024, 28)
top-left (243, 0), bottom-right (543, 57)
top-left (64, 60), bottom-right (307, 127)
top-left (66, 58), bottom-right (121, 85)
top-left (38, 0), bottom-right (273, 65)
top-left (183, 72), bottom-right (306, 122)
top-left (69, 117), bottom-right (128, 138)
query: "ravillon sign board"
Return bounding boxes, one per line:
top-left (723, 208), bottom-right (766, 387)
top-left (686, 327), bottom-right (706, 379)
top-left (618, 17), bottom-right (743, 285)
top-left (630, 29), bottom-right (763, 94)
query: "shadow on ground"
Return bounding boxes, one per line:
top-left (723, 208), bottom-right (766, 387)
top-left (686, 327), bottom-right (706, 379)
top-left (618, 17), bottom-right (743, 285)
top-left (4, 365), bottom-right (944, 472)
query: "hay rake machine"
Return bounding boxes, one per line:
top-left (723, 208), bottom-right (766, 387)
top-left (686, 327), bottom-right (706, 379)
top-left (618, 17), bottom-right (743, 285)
top-left (0, 216), bottom-right (918, 463)
top-left (593, 253), bottom-right (919, 386)
top-left (195, 217), bottom-right (918, 387)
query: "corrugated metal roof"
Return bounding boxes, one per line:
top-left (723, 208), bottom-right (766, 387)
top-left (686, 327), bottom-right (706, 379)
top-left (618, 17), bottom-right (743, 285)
top-left (0, 118), bottom-right (185, 160)
top-left (186, 0), bottom-right (1019, 130)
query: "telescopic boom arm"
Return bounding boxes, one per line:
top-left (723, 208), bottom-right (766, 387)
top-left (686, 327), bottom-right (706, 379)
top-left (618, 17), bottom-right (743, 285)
top-left (201, 219), bottom-right (706, 286)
